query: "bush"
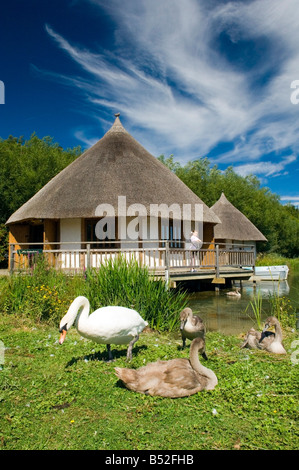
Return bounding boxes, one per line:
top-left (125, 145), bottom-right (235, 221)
top-left (0, 256), bottom-right (82, 325)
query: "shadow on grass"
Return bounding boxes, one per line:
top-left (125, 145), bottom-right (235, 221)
top-left (65, 344), bottom-right (148, 367)
top-left (114, 379), bottom-right (130, 391)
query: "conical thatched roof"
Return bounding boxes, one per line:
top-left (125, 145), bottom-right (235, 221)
top-left (211, 193), bottom-right (267, 241)
top-left (7, 116), bottom-right (220, 225)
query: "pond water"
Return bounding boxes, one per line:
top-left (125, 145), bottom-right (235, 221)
top-left (185, 271), bottom-right (299, 335)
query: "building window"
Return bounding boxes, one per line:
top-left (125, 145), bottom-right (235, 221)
top-left (161, 219), bottom-right (182, 248)
top-left (85, 219), bottom-right (118, 249)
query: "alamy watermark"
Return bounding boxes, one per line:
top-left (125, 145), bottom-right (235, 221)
top-left (94, 195), bottom-right (203, 242)
top-left (290, 80), bottom-right (299, 104)
top-left (0, 81), bottom-right (4, 104)
top-left (290, 340), bottom-right (299, 365)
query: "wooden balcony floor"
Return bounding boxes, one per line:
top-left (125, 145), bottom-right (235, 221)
top-left (152, 266), bottom-right (254, 282)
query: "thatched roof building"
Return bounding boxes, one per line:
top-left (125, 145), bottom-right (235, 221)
top-left (211, 192), bottom-right (267, 242)
top-left (7, 115), bottom-right (221, 269)
top-left (7, 116), bottom-right (219, 225)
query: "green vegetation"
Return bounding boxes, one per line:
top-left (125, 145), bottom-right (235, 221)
top-left (0, 255), bottom-right (298, 450)
top-left (267, 288), bottom-right (297, 329)
top-left (85, 258), bottom-right (187, 331)
top-left (245, 287), bottom-right (296, 330)
top-left (256, 253), bottom-right (299, 271)
top-left (245, 290), bottom-right (264, 330)
top-left (159, 155), bottom-right (299, 258)
top-left (0, 134), bottom-right (81, 226)
top-left (0, 314), bottom-right (298, 450)
top-left (0, 134), bottom-right (81, 266)
top-left (0, 257), bottom-right (187, 331)
top-left (1, 136), bottom-right (298, 450)
top-left (0, 258), bottom-right (81, 325)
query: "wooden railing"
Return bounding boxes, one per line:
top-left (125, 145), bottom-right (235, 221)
top-left (9, 240), bottom-right (255, 275)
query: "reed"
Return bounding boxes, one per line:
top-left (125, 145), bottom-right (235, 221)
top-left (84, 257), bottom-right (187, 331)
top-left (244, 289), bottom-right (263, 329)
top-left (244, 281), bottom-right (296, 330)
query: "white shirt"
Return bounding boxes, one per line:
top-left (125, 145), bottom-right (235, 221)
top-left (190, 233), bottom-right (201, 250)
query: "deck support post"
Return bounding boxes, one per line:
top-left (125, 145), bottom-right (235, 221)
top-left (86, 243), bottom-right (91, 270)
top-left (9, 244), bottom-right (15, 274)
top-left (215, 244), bottom-right (220, 293)
top-left (165, 240), bottom-right (170, 290)
top-left (215, 244), bottom-right (220, 278)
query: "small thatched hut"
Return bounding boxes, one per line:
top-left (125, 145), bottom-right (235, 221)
top-left (7, 115), bottom-right (220, 269)
top-left (211, 192), bottom-right (267, 254)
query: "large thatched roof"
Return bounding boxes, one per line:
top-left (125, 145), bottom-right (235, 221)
top-left (211, 193), bottom-right (267, 241)
top-left (7, 116), bottom-right (220, 225)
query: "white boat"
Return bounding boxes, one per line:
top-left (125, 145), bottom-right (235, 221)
top-left (254, 265), bottom-right (289, 281)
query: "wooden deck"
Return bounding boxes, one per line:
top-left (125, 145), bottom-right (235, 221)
top-left (8, 240), bottom-right (255, 287)
top-left (152, 266), bottom-right (253, 288)
top-left (161, 266), bottom-right (253, 281)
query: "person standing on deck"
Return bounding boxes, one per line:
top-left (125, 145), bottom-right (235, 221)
top-left (189, 230), bottom-right (202, 271)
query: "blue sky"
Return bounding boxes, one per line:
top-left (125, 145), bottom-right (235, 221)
top-left (1, 0), bottom-right (299, 206)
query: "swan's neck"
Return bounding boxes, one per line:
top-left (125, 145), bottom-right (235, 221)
top-left (65, 297), bottom-right (90, 331)
top-left (189, 341), bottom-right (218, 389)
top-left (273, 322), bottom-right (283, 342)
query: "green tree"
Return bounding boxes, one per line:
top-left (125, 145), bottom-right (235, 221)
top-left (159, 155), bottom-right (299, 258)
top-left (0, 134), bottom-right (81, 224)
top-left (0, 134), bottom-right (82, 264)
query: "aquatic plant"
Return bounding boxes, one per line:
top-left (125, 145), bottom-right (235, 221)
top-left (244, 290), bottom-right (264, 329)
top-left (268, 283), bottom-right (296, 329)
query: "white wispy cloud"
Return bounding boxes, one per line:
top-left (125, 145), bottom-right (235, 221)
top-left (233, 154), bottom-right (296, 177)
top-left (43, 0), bottom-right (299, 178)
top-left (280, 196), bottom-right (299, 207)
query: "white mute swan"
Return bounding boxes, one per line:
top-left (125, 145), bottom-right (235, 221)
top-left (59, 296), bottom-right (148, 360)
top-left (115, 337), bottom-right (217, 398)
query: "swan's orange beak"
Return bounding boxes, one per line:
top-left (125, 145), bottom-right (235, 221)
top-left (59, 329), bottom-right (67, 345)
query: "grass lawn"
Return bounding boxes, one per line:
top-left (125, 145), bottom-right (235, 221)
top-left (0, 314), bottom-right (298, 450)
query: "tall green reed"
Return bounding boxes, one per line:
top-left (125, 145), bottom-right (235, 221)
top-left (83, 257), bottom-right (187, 331)
top-left (244, 281), bottom-right (296, 330)
top-left (244, 290), bottom-right (264, 329)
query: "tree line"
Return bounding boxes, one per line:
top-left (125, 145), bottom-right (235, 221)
top-left (0, 134), bottom-right (298, 266)
top-left (0, 134), bottom-right (81, 265)
top-left (158, 155), bottom-right (299, 258)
